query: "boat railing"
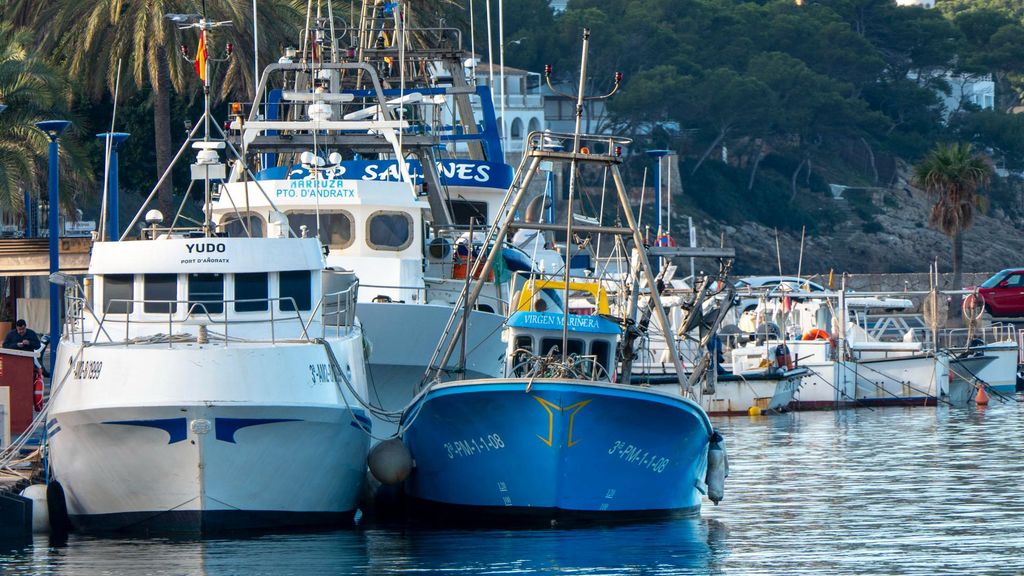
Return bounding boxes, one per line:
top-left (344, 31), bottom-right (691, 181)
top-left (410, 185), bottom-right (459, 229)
top-left (524, 130), bottom-right (632, 156)
top-left (311, 278), bottom-right (360, 339)
top-left (359, 281), bottom-right (509, 312)
top-left (64, 287), bottom-right (359, 347)
top-left (942, 323), bottom-right (1018, 349)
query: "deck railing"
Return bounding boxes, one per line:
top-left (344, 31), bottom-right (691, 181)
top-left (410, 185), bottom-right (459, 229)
top-left (62, 275), bottom-right (360, 347)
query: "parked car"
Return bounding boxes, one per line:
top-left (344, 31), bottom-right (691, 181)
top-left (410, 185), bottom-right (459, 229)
top-left (974, 269), bottom-right (1024, 317)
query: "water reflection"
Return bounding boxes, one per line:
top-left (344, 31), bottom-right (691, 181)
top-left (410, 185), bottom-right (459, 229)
top-left (1, 399), bottom-right (1022, 575)
top-left (0, 518), bottom-right (725, 576)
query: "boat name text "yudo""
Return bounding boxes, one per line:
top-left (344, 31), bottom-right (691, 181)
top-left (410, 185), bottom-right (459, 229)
top-left (185, 242), bottom-right (227, 254)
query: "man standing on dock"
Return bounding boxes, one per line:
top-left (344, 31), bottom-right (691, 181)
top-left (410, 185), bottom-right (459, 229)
top-left (3, 319), bottom-right (40, 352)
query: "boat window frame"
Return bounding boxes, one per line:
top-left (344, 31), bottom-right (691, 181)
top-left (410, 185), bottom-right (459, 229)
top-left (278, 270), bottom-right (313, 312)
top-left (234, 272), bottom-right (270, 312)
top-left (101, 274), bottom-right (135, 315)
top-left (187, 272), bottom-right (225, 316)
top-left (218, 212), bottom-right (266, 238)
top-left (142, 273), bottom-right (179, 315)
top-left (365, 210), bottom-right (414, 252)
top-left (284, 209), bottom-right (356, 250)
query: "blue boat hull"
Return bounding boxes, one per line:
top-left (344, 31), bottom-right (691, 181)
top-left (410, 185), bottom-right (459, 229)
top-left (401, 380), bottom-right (714, 518)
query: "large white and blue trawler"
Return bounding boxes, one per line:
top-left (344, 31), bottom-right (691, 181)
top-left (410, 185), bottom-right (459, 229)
top-left (395, 30), bottom-right (726, 520)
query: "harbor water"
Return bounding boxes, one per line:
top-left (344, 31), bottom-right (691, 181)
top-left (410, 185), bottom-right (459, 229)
top-left (2, 399), bottom-right (1022, 575)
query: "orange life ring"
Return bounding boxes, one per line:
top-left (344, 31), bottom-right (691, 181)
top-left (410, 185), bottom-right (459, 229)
top-left (802, 328), bottom-right (831, 341)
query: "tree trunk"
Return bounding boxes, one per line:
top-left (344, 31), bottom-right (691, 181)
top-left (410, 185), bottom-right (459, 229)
top-left (153, 46), bottom-right (175, 219)
top-left (691, 129), bottom-right (727, 176)
top-left (861, 137), bottom-right (878, 186)
top-left (950, 227), bottom-right (964, 321)
top-left (789, 158), bottom-right (807, 203)
top-left (747, 142), bottom-right (764, 191)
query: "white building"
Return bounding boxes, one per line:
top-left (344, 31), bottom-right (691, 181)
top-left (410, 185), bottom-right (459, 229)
top-left (940, 73), bottom-right (995, 118)
top-left (475, 62), bottom-right (545, 164)
top-left (895, 0), bottom-right (935, 7)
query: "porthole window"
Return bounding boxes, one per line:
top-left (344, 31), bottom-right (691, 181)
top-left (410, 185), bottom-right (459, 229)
top-left (219, 213), bottom-right (265, 237)
top-left (366, 211), bottom-right (413, 251)
top-left (285, 211), bottom-right (355, 249)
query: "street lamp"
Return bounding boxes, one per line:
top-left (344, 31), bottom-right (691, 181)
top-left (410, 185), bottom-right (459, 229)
top-left (97, 132), bottom-right (131, 241)
top-left (36, 119), bottom-right (71, 375)
top-left (646, 149), bottom-right (672, 275)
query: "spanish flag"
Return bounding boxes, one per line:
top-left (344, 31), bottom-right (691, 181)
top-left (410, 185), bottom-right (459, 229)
top-left (194, 31), bottom-right (208, 81)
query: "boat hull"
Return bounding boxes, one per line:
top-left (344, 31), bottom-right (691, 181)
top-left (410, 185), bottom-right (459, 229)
top-left (641, 369), bottom-right (804, 415)
top-left (401, 380), bottom-right (714, 518)
top-left (49, 403), bottom-right (368, 533)
top-left (48, 339), bottom-right (371, 534)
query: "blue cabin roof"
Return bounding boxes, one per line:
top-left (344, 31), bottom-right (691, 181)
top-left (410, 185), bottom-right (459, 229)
top-left (507, 311), bottom-right (621, 335)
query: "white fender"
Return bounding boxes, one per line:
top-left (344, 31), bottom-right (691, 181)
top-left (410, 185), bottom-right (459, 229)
top-left (19, 484), bottom-right (49, 534)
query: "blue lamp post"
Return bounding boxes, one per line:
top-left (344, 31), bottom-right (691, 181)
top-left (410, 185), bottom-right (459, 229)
top-left (646, 149), bottom-right (671, 275)
top-left (36, 120), bottom-right (71, 375)
top-left (96, 132), bottom-right (130, 241)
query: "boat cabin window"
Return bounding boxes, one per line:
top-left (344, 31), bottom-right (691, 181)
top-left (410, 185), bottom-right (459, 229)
top-left (235, 272), bottom-right (269, 312)
top-left (590, 340), bottom-right (612, 372)
top-left (188, 273), bottom-right (224, 315)
top-left (366, 211), bottom-right (413, 251)
top-left (513, 335), bottom-right (533, 354)
top-left (219, 213), bottom-right (265, 238)
top-left (279, 270), bottom-right (312, 311)
top-left (450, 200), bottom-right (488, 226)
top-left (143, 274), bottom-right (178, 314)
top-left (540, 337), bottom-right (584, 357)
top-left (103, 274), bottom-right (134, 314)
top-left (286, 211), bottom-right (354, 249)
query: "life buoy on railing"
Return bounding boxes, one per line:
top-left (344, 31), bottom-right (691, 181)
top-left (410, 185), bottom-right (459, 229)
top-left (802, 328), bottom-right (831, 341)
top-left (33, 368), bottom-right (44, 412)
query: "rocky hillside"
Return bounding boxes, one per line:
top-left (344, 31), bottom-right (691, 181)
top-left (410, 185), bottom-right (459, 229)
top-left (691, 167), bottom-right (1024, 277)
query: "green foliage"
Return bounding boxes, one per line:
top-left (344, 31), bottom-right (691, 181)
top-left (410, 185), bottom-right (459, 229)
top-left (913, 142), bottom-right (993, 237)
top-left (0, 22), bottom-right (93, 212)
top-left (679, 157), bottom-right (841, 233)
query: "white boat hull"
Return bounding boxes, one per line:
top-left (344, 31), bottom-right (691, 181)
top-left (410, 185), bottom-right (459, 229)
top-left (48, 338), bottom-right (370, 533)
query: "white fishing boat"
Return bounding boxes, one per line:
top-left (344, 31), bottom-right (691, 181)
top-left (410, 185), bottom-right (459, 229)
top-left (627, 271), bottom-right (804, 416)
top-left (45, 13), bottom-right (370, 533)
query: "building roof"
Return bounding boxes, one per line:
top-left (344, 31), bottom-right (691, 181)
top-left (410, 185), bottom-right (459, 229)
top-left (473, 61), bottom-right (536, 76)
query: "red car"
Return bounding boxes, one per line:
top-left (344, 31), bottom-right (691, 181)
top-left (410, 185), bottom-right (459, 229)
top-left (975, 269), bottom-right (1024, 317)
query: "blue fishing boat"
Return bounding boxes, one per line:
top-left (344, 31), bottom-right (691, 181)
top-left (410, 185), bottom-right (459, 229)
top-left (401, 280), bottom-right (722, 519)
top-left (388, 29), bottom-right (727, 521)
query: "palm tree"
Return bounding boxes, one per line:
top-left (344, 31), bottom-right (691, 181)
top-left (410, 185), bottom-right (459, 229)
top-left (912, 142), bottom-right (993, 309)
top-left (0, 22), bottom-right (92, 218)
top-left (15, 0), bottom-right (302, 218)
